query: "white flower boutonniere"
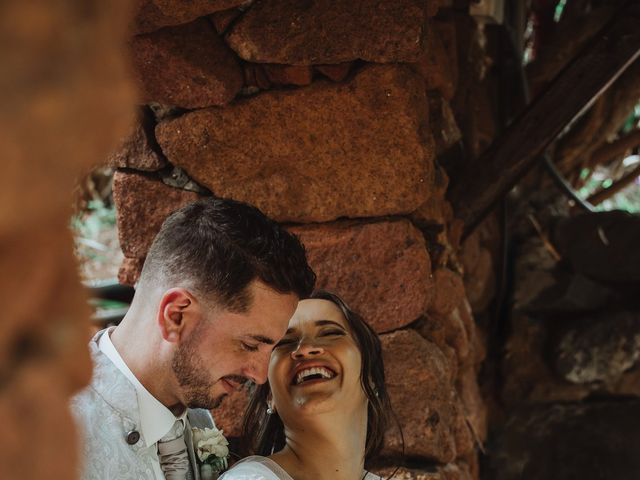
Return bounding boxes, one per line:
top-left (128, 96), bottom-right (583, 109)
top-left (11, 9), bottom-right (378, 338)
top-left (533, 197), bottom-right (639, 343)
top-left (192, 427), bottom-right (229, 480)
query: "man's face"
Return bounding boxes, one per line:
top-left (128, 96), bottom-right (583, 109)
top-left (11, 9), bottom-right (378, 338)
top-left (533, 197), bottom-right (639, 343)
top-left (171, 281), bottom-right (298, 409)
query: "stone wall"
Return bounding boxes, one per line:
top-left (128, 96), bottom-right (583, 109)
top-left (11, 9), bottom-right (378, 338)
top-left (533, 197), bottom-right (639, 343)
top-left (0, 0), bottom-right (136, 478)
top-left (111, 1), bottom-right (494, 478)
top-left (488, 210), bottom-right (640, 479)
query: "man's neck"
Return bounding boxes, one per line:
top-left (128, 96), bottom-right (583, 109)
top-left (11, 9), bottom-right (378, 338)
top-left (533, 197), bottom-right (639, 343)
top-left (111, 316), bottom-right (180, 410)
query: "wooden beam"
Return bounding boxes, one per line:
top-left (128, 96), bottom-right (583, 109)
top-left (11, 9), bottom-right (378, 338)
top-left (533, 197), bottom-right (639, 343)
top-left (588, 128), bottom-right (640, 168)
top-left (449, 1), bottom-right (640, 236)
top-left (587, 163), bottom-right (640, 205)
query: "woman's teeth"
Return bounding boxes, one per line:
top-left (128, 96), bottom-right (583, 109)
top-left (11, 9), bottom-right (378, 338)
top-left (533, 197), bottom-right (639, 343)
top-left (294, 366), bottom-right (335, 385)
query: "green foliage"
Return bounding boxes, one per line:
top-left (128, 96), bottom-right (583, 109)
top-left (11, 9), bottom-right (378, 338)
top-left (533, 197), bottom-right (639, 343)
top-left (71, 199), bottom-right (120, 279)
top-left (579, 167), bottom-right (640, 213)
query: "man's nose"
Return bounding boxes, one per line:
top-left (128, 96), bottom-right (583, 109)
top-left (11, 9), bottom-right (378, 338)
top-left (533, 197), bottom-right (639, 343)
top-left (291, 339), bottom-right (324, 359)
top-left (243, 356), bottom-right (269, 385)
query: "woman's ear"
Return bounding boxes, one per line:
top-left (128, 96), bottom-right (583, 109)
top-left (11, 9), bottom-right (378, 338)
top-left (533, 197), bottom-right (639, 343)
top-left (158, 288), bottom-right (194, 343)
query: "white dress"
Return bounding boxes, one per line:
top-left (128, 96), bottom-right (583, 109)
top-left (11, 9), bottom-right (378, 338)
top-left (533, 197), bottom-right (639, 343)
top-left (220, 456), bottom-right (382, 480)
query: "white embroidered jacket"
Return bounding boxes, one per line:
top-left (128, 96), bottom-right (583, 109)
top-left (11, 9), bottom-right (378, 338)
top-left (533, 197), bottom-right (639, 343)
top-left (71, 330), bottom-right (214, 479)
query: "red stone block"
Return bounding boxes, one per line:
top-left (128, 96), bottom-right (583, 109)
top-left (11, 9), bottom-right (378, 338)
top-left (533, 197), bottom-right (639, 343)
top-left (292, 220), bottom-right (433, 333)
top-left (133, 0), bottom-right (248, 34)
top-left (156, 65), bottom-right (433, 223)
top-left (118, 257), bottom-right (144, 286)
top-left (381, 329), bottom-right (460, 462)
top-left (210, 8), bottom-right (243, 34)
top-left (430, 269), bottom-right (466, 316)
top-left (315, 63), bottom-right (353, 82)
top-left (412, 21), bottom-right (457, 100)
top-left (226, 0), bottom-right (430, 64)
top-left (130, 18), bottom-right (243, 108)
top-left (112, 170), bottom-right (201, 259)
top-left (106, 108), bottom-right (167, 171)
top-left (264, 64), bottom-right (314, 86)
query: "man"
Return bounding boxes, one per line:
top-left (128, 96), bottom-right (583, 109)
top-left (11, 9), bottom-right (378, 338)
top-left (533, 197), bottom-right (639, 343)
top-left (71, 198), bottom-right (316, 479)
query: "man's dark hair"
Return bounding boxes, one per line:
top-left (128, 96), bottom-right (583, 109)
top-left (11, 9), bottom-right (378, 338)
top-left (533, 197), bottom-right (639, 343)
top-left (138, 197), bottom-right (316, 311)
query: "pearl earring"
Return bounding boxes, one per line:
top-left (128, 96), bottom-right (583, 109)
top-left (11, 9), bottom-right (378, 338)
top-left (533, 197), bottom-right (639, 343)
top-left (266, 406), bottom-right (274, 415)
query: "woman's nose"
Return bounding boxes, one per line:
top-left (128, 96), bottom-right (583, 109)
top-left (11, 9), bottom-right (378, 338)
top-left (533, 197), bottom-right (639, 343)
top-left (291, 339), bottom-right (324, 358)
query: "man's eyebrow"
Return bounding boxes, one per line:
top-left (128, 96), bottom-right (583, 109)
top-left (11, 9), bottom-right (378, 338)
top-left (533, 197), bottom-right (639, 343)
top-left (248, 335), bottom-right (275, 345)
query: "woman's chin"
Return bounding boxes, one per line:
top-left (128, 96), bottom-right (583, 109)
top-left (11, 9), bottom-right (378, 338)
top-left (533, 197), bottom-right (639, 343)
top-left (289, 390), bottom-right (338, 415)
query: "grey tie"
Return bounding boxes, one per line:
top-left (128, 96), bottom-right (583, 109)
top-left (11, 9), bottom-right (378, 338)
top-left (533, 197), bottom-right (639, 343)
top-left (158, 420), bottom-right (190, 480)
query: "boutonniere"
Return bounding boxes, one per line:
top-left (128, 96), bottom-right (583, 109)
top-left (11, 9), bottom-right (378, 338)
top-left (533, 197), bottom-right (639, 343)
top-left (191, 427), bottom-right (229, 480)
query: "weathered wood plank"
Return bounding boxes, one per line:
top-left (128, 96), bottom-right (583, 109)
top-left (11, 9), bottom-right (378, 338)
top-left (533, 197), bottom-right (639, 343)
top-left (449, 1), bottom-right (640, 236)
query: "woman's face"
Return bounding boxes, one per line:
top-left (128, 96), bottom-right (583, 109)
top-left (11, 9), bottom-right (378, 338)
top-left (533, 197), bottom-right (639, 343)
top-left (268, 299), bottom-right (367, 419)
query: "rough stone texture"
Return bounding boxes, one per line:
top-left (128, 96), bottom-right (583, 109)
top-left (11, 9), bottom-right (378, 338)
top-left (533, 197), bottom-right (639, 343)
top-left (524, 272), bottom-right (616, 315)
top-left (133, 0), bottom-right (248, 35)
top-left (503, 237), bottom-right (640, 403)
top-left (450, 13), bottom-right (493, 162)
top-left (553, 311), bottom-right (640, 384)
top-left (292, 220), bottom-right (432, 333)
top-left (414, 22), bottom-right (457, 100)
top-left (130, 18), bottom-right (243, 108)
top-left (226, 0), bottom-right (430, 65)
top-left (113, 170), bottom-right (201, 259)
top-left (242, 63), bottom-right (272, 91)
top-left (156, 65), bottom-right (433, 223)
top-left (118, 256), bottom-right (145, 286)
top-left (429, 93), bottom-right (462, 155)
top-left (553, 211), bottom-right (640, 284)
top-left (0, 0), bottom-right (135, 477)
top-left (381, 329), bottom-right (463, 463)
top-left (375, 464), bottom-right (472, 480)
top-left (107, 107), bottom-right (167, 171)
top-left (315, 63), bottom-right (353, 82)
top-left (503, 310), bottom-right (591, 405)
top-left (502, 237), bottom-right (589, 404)
top-left (456, 364), bottom-right (487, 446)
top-left (460, 230), bottom-right (495, 314)
top-left (419, 299), bottom-right (476, 368)
top-left (489, 402), bottom-right (640, 480)
top-left (1, 1), bottom-right (135, 237)
top-left (430, 269), bottom-right (466, 316)
top-left (210, 8), bottom-right (243, 34)
top-left (211, 384), bottom-right (251, 438)
top-left (263, 64), bottom-right (314, 86)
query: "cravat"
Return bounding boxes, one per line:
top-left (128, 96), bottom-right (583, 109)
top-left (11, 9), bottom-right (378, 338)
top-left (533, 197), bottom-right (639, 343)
top-left (158, 420), bottom-right (190, 480)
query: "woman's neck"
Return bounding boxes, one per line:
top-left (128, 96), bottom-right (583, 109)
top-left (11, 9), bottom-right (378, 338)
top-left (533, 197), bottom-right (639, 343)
top-left (269, 407), bottom-right (368, 480)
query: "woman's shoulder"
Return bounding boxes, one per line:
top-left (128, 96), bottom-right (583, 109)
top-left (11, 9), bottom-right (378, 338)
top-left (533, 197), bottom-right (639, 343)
top-left (220, 456), bottom-right (291, 480)
top-left (364, 472), bottom-right (384, 480)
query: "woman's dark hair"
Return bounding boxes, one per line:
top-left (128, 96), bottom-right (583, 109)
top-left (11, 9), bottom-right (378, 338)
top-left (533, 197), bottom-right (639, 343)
top-left (240, 290), bottom-right (391, 460)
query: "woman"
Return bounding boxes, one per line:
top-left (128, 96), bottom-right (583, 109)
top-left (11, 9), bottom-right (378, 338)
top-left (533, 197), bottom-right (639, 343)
top-left (220, 290), bottom-right (391, 480)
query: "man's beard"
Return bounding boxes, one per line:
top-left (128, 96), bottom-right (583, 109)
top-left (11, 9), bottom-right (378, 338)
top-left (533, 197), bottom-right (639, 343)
top-left (171, 331), bottom-right (225, 409)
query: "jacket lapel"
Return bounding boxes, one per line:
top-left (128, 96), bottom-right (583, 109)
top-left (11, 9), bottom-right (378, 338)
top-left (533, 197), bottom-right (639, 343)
top-left (185, 416), bottom-right (200, 480)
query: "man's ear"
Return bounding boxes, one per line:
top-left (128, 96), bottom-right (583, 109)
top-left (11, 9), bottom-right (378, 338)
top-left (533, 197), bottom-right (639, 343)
top-left (158, 288), bottom-right (196, 343)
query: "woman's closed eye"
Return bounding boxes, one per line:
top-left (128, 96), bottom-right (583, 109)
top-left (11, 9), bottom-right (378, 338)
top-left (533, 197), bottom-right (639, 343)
top-left (320, 329), bottom-right (346, 337)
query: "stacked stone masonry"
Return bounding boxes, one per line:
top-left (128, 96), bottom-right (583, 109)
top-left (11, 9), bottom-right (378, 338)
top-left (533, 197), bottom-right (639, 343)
top-left (111, 1), bottom-right (489, 478)
top-left (0, 0), bottom-right (136, 478)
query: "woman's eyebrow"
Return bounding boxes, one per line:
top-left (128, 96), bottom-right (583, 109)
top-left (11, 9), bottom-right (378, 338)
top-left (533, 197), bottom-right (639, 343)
top-left (283, 320), bottom-right (345, 335)
top-left (314, 320), bottom-right (345, 329)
